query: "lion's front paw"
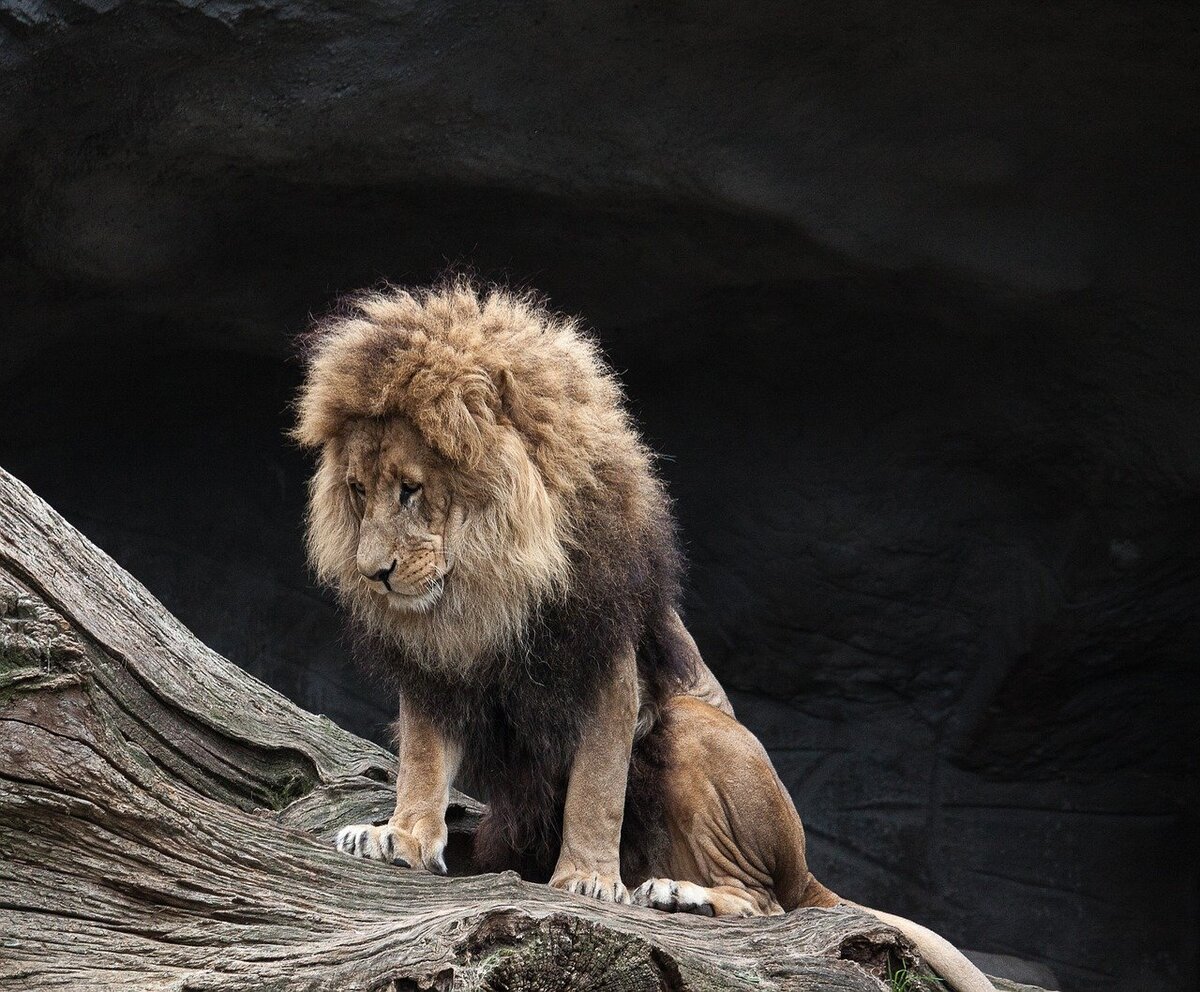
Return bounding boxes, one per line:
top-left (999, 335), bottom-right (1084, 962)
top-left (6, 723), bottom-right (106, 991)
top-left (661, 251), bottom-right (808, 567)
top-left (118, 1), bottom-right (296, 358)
top-left (334, 821), bottom-right (448, 874)
top-left (549, 869), bottom-right (630, 904)
top-left (632, 878), bottom-right (716, 917)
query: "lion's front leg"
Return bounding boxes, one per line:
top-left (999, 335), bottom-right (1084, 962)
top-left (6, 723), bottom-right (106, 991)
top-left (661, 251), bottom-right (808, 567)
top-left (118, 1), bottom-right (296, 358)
top-left (549, 643), bottom-right (639, 904)
top-left (335, 694), bottom-right (459, 875)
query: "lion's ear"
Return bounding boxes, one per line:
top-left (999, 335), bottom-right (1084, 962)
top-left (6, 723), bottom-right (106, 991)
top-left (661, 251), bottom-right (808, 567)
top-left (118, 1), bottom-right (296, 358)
top-left (418, 375), bottom-right (500, 470)
top-left (493, 366), bottom-right (519, 423)
top-left (428, 398), bottom-right (485, 467)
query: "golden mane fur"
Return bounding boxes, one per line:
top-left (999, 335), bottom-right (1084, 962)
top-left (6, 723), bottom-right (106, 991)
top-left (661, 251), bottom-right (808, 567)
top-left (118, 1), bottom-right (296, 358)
top-left (292, 281), bottom-right (667, 670)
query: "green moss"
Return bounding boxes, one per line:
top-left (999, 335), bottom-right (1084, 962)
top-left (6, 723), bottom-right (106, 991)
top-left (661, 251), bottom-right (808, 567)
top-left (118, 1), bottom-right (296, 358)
top-left (259, 767), bottom-right (319, 811)
top-left (0, 592), bottom-right (86, 675)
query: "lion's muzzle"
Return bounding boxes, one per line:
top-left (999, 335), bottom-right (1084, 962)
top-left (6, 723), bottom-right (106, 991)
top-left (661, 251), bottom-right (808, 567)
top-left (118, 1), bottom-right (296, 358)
top-left (359, 536), bottom-right (448, 609)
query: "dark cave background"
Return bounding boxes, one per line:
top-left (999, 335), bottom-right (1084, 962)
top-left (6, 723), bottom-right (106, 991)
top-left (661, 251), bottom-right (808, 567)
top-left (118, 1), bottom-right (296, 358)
top-left (1, 3), bottom-right (1197, 990)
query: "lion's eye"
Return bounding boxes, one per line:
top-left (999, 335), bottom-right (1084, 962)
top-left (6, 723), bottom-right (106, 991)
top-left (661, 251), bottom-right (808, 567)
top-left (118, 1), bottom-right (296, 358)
top-left (399, 481), bottom-right (421, 506)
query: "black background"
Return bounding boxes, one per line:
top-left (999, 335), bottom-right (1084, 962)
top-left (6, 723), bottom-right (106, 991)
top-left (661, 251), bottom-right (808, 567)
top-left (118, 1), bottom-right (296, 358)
top-left (1, 4), bottom-right (1197, 989)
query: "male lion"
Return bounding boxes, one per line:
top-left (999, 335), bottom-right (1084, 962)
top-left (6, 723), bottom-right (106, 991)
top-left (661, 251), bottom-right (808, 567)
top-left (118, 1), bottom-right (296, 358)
top-left (293, 282), bottom-right (993, 992)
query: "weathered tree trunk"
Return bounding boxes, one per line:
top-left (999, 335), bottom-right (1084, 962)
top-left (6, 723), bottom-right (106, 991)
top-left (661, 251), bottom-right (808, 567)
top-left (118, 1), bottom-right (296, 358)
top-left (0, 467), bottom-right (1022, 991)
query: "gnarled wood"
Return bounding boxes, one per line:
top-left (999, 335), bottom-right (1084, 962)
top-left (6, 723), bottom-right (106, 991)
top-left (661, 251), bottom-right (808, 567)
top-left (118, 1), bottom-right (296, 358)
top-left (0, 467), bottom-right (1020, 991)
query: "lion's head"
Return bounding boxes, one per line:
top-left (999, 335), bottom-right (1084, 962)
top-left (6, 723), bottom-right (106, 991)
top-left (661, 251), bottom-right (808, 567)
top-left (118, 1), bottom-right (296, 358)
top-left (292, 281), bottom-right (664, 671)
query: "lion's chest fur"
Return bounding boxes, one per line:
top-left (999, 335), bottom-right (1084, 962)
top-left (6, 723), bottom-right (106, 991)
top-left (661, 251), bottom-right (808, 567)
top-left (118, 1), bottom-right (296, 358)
top-left (395, 602), bottom-right (617, 795)
top-left (387, 622), bottom-right (610, 878)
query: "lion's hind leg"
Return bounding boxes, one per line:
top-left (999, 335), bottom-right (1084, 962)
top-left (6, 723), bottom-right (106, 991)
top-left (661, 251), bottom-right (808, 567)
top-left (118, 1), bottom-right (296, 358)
top-left (634, 696), bottom-right (827, 919)
top-left (631, 877), bottom-right (775, 918)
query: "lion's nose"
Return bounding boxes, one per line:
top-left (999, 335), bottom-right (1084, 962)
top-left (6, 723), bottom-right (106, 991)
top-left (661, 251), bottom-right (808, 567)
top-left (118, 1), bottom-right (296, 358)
top-left (362, 560), bottom-right (396, 584)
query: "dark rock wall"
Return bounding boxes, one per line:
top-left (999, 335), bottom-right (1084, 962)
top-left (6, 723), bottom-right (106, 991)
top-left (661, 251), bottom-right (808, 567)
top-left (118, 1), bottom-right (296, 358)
top-left (1, 4), bottom-right (1196, 990)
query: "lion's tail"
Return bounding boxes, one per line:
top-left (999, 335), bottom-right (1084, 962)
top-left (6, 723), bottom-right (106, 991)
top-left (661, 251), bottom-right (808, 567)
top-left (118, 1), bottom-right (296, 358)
top-left (839, 899), bottom-right (995, 992)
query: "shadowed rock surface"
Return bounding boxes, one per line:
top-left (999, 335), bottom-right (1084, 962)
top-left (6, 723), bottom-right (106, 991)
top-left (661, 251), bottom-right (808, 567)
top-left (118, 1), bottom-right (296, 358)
top-left (1, 3), bottom-right (1196, 990)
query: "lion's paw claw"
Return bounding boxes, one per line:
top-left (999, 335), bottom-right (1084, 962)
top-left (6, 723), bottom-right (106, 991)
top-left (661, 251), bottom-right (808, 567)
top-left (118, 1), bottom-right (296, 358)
top-left (632, 878), bottom-right (716, 916)
top-left (550, 870), bottom-right (629, 904)
top-left (334, 822), bottom-right (446, 874)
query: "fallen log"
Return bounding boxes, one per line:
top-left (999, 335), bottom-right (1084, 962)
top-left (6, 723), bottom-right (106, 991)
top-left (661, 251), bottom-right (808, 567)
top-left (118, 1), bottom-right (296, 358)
top-left (0, 466), bottom-right (1035, 991)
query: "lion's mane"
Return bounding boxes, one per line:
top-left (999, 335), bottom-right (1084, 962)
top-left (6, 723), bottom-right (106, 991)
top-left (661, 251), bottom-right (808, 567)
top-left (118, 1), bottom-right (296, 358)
top-left (293, 281), bottom-right (689, 879)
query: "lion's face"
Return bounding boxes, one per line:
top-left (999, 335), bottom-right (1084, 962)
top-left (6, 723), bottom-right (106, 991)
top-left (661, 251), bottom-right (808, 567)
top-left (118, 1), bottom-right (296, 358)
top-left (342, 417), bottom-right (463, 613)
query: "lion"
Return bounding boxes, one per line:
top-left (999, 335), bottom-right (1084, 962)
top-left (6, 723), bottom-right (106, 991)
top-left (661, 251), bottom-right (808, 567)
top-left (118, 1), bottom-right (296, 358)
top-left (292, 281), bottom-right (994, 992)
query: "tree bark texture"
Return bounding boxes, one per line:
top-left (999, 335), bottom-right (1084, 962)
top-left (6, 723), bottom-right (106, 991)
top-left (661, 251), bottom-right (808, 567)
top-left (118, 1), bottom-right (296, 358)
top-left (0, 467), bottom-right (1031, 991)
